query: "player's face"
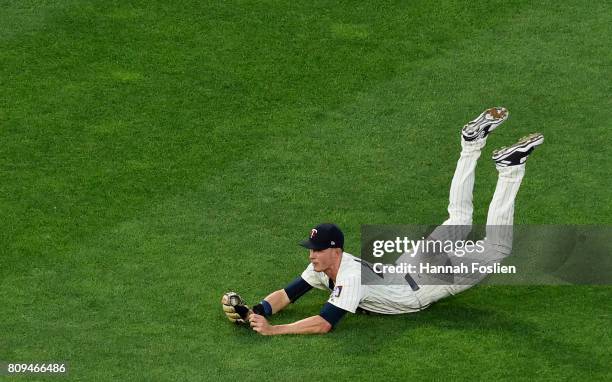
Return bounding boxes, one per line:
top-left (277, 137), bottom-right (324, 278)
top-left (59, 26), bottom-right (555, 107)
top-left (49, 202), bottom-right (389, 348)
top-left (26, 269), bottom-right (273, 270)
top-left (309, 248), bottom-right (336, 272)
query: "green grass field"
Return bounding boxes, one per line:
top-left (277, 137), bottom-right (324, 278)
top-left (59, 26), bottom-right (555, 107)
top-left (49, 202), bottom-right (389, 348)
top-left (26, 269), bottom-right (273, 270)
top-left (1, 1), bottom-right (611, 380)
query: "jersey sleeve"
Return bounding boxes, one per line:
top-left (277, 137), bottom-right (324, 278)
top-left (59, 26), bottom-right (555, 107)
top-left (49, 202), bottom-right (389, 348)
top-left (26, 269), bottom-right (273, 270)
top-left (327, 276), bottom-right (363, 313)
top-left (319, 302), bottom-right (348, 328)
top-left (283, 276), bottom-right (313, 303)
top-left (300, 263), bottom-right (328, 290)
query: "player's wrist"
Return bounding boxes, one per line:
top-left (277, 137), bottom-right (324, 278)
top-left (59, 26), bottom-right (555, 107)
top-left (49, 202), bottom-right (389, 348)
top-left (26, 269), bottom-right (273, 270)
top-left (252, 300), bottom-right (273, 317)
top-left (270, 324), bottom-right (286, 335)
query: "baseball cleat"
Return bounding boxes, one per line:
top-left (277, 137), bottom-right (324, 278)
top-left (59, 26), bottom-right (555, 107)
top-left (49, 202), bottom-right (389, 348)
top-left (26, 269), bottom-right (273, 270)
top-left (462, 107), bottom-right (509, 142)
top-left (492, 133), bottom-right (544, 167)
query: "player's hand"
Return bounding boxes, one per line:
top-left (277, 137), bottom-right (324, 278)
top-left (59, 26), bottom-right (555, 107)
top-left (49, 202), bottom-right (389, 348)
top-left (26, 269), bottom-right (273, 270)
top-left (222, 292), bottom-right (252, 325)
top-left (250, 313), bottom-right (275, 335)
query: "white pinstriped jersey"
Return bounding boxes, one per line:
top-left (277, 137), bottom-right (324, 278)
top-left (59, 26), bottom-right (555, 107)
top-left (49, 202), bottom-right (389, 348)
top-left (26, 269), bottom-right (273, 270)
top-left (301, 252), bottom-right (423, 314)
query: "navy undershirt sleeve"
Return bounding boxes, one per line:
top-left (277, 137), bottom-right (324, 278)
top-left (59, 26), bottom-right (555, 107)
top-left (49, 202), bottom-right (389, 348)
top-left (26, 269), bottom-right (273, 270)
top-left (284, 276), bottom-right (313, 302)
top-left (319, 302), bottom-right (348, 328)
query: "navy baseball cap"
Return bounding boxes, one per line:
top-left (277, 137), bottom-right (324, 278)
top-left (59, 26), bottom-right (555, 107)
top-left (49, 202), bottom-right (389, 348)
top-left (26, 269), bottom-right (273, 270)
top-left (299, 223), bottom-right (344, 250)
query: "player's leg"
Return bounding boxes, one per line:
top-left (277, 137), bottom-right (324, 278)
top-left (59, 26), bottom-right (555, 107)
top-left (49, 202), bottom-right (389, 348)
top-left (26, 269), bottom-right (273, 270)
top-left (443, 107), bottom-right (509, 225)
top-left (484, 133), bottom-right (545, 257)
top-left (397, 109), bottom-right (509, 293)
top-left (397, 108), bottom-right (508, 267)
top-left (396, 108), bottom-right (509, 270)
top-left (441, 133), bottom-right (545, 297)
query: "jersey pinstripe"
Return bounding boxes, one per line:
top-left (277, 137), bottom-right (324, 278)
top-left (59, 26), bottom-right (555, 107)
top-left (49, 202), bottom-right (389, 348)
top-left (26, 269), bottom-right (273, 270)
top-left (301, 252), bottom-right (422, 314)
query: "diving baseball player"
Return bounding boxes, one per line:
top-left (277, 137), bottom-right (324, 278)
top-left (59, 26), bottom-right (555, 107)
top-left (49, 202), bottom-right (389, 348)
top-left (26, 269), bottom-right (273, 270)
top-left (222, 107), bottom-right (544, 335)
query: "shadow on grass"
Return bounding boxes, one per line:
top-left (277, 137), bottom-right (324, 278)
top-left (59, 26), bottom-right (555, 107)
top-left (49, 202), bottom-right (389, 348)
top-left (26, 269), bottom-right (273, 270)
top-left (334, 301), bottom-right (608, 375)
top-left (224, 288), bottom-right (608, 376)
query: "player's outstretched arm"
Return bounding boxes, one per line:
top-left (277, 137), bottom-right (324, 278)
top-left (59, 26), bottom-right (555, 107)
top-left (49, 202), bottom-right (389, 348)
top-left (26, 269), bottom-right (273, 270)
top-left (250, 314), bottom-right (331, 335)
top-left (261, 289), bottom-right (291, 314)
top-left (250, 302), bottom-right (347, 335)
top-left (252, 276), bottom-right (314, 317)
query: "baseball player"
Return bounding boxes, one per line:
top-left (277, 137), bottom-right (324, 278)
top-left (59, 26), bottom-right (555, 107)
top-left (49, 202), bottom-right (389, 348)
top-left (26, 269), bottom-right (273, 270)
top-left (222, 107), bottom-right (544, 335)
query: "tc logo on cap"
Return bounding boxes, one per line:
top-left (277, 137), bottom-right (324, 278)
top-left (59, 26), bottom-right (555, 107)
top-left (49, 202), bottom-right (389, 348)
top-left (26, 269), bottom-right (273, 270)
top-left (299, 223), bottom-right (344, 251)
